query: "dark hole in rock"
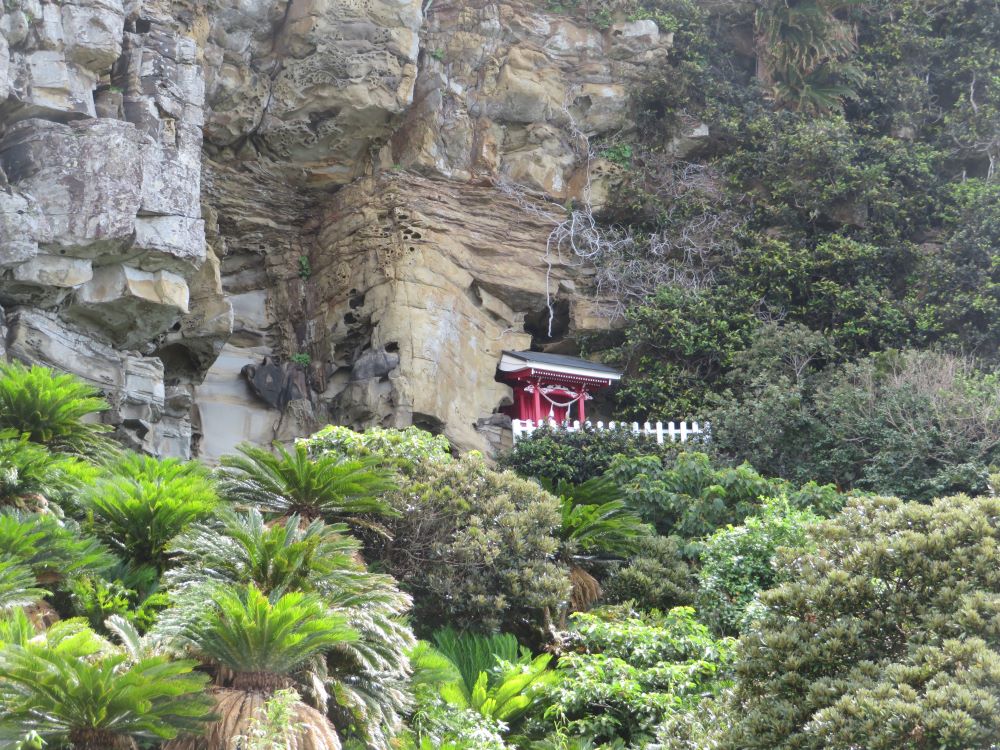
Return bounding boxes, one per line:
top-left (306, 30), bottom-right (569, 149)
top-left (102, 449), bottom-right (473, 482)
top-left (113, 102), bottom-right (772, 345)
top-left (349, 294), bottom-right (365, 309)
top-left (385, 341), bottom-right (399, 353)
top-left (136, 19), bottom-right (152, 32)
top-left (344, 312), bottom-right (358, 325)
top-left (524, 299), bottom-right (570, 344)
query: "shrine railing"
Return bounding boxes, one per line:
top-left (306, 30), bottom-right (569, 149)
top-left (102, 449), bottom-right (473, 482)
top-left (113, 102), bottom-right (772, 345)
top-left (511, 419), bottom-right (707, 445)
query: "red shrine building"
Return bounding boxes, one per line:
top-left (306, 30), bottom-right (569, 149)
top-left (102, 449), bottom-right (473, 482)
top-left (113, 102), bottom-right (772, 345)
top-left (496, 350), bottom-right (623, 424)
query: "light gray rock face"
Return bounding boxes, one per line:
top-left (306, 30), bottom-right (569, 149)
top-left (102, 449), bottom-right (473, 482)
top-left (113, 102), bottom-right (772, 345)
top-left (0, 2), bottom-right (230, 457)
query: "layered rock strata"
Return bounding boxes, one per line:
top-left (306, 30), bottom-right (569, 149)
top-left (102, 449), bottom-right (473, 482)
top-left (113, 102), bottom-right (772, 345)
top-left (1, 0), bottom-right (677, 456)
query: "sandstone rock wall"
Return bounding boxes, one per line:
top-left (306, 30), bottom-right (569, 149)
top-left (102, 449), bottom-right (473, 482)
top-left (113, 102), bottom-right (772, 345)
top-left (1, 0), bottom-right (678, 457)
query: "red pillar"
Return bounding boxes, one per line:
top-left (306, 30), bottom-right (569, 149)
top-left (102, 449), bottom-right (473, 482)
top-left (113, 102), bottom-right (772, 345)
top-left (578, 387), bottom-right (587, 424)
top-left (532, 379), bottom-right (542, 423)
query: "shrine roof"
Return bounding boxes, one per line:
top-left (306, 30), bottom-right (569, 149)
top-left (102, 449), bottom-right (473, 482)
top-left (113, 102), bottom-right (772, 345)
top-left (498, 350), bottom-right (622, 380)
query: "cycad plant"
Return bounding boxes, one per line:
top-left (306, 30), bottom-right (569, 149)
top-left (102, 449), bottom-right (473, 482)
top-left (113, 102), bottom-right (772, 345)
top-left (82, 453), bottom-right (218, 575)
top-left (217, 442), bottom-right (397, 533)
top-left (167, 509), bottom-right (415, 750)
top-left (0, 556), bottom-right (46, 613)
top-left (0, 361), bottom-right (117, 457)
top-left (0, 617), bottom-right (212, 750)
top-left (544, 475), bottom-right (652, 611)
top-left (0, 436), bottom-right (98, 512)
top-left (0, 510), bottom-right (115, 586)
top-left (755, 0), bottom-right (862, 112)
top-left (161, 583), bottom-right (356, 750)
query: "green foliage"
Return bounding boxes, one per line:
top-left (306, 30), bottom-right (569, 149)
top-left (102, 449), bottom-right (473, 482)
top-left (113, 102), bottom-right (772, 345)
top-left (82, 453), bottom-right (218, 573)
top-left (167, 508), bottom-right (366, 600)
top-left (167, 507), bottom-right (414, 750)
top-left (710, 345), bottom-right (1000, 499)
top-left (610, 285), bottom-right (753, 420)
top-left (171, 583), bottom-right (357, 680)
top-left (726, 493), bottom-right (1000, 750)
top-left (545, 606), bottom-right (735, 746)
top-left (601, 534), bottom-right (694, 611)
top-left (0, 437), bottom-right (97, 511)
top-left (303, 425), bottom-right (452, 475)
top-left (370, 456), bottom-right (570, 637)
top-left (0, 362), bottom-right (116, 457)
top-left (0, 510), bottom-right (114, 585)
top-left (0, 620), bottom-right (211, 749)
top-left (600, 142), bottom-right (634, 166)
top-left (0, 556), bottom-right (46, 613)
top-left (430, 629), bottom-right (526, 696)
top-left (298, 254), bottom-right (312, 280)
top-left (755, 0), bottom-right (862, 112)
top-left (217, 441), bottom-right (398, 532)
top-left (697, 496), bottom-right (821, 635)
top-left (500, 424), bottom-right (677, 485)
top-left (289, 352), bottom-right (312, 367)
top-left (551, 476), bottom-right (653, 559)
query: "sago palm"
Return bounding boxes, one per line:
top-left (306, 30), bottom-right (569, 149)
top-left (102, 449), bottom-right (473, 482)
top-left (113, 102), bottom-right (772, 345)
top-left (0, 510), bottom-right (115, 585)
top-left (217, 442), bottom-right (398, 533)
top-left (0, 436), bottom-right (98, 512)
top-left (411, 637), bottom-right (555, 727)
top-left (82, 453), bottom-right (219, 573)
top-left (0, 361), bottom-right (117, 458)
top-left (161, 583), bottom-right (356, 750)
top-left (0, 556), bottom-right (46, 613)
top-left (0, 617), bottom-right (212, 750)
top-left (544, 476), bottom-right (652, 611)
top-left (167, 510), bottom-right (415, 750)
top-left (755, 0), bottom-right (862, 112)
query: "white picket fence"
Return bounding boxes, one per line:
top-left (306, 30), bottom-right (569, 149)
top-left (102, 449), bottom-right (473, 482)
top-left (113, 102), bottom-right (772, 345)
top-left (511, 418), bottom-right (706, 444)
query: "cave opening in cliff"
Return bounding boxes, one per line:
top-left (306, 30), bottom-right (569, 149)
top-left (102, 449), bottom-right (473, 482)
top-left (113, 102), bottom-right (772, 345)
top-left (523, 299), bottom-right (570, 348)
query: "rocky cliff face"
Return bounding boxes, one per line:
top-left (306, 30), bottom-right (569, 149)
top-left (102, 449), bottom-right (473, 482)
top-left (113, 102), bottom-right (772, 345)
top-left (0, 0), bottom-right (676, 457)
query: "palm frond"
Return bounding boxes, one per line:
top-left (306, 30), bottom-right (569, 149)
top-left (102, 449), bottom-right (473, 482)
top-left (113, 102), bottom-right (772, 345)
top-left (0, 556), bottom-right (47, 612)
top-left (216, 442), bottom-right (398, 530)
top-left (0, 621), bottom-right (212, 748)
top-left (0, 361), bottom-right (119, 458)
top-left (170, 583), bottom-right (357, 682)
top-left (0, 510), bottom-right (116, 582)
top-left (81, 453), bottom-right (219, 572)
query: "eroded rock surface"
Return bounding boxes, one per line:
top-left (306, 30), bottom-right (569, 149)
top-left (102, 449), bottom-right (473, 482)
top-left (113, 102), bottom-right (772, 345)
top-left (1, 0), bottom-right (676, 457)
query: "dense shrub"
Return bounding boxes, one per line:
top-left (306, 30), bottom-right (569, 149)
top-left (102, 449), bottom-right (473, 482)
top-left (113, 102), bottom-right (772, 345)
top-left (601, 534), bottom-right (694, 612)
top-left (544, 605), bottom-right (735, 747)
top-left (725, 493), bottom-right (1000, 750)
top-left (606, 451), bottom-right (839, 546)
top-left (302, 425), bottom-right (452, 474)
top-left (710, 344), bottom-right (1000, 499)
top-left (499, 424), bottom-right (680, 485)
top-left (369, 456), bottom-right (571, 638)
top-left (696, 496), bottom-right (821, 635)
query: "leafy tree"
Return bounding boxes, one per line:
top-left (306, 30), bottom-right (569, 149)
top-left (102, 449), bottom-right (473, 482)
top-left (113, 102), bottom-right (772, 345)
top-left (369, 455), bottom-right (570, 639)
top-left (217, 442), bottom-right (397, 533)
top-left (499, 423), bottom-right (679, 485)
top-left (0, 618), bottom-right (211, 750)
top-left (697, 496), bottom-right (821, 635)
top-left (544, 605), bottom-right (735, 747)
top-left (726, 493), bottom-right (1000, 749)
top-left (0, 362), bottom-right (117, 458)
top-left (302, 425), bottom-right (452, 475)
top-left (601, 534), bottom-right (695, 612)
